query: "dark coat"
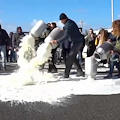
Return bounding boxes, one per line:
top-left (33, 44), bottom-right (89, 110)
top-left (12, 32), bottom-right (25, 48)
top-left (0, 29), bottom-right (10, 46)
top-left (58, 19), bottom-right (83, 44)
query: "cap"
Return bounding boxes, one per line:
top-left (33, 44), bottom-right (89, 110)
top-left (59, 13), bottom-right (68, 20)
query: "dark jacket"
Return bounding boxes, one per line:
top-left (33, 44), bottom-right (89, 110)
top-left (12, 32), bottom-right (25, 48)
top-left (0, 29), bottom-right (10, 46)
top-left (58, 19), bottom-right (83, 44)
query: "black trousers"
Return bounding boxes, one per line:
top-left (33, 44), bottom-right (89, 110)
top-left (48, 48), bottom-right (57, 72)
top-left (65, 42), bottom-right (83, 77)
top-left (62, 48), bottom-right (70, 64)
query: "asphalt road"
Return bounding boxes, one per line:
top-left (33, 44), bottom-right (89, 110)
top-left (0, 94), bottom-right (120, 120)
top-left (0, 63), bottom-right (120, 120)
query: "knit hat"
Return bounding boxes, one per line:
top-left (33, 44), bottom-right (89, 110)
top-left (59, 13), bottom-right (68, 20)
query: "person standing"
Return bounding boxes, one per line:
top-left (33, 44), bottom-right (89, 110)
top-left (48, 22), bottom-right (58, 73)
top-left (50, 13), bottom-right (84, 78)
top-left (85, 28), bottom-right (96, 57)
top-left (104, 20), bottom-right (120, 78)
top-left (0, 24), bottom-right (10, 71)
top-left (77, 27), bottom-right (85, 65)
top-left (12, 27), bottom-right (25, 62)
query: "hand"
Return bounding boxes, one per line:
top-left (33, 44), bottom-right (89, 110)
top-left (50, 40), bottom-right (58, 44)
top-left (7, 46), bottom-right (12, 50)
top-left (110, 50), bottom-right (114, 54)
top-left (107, 39), bottom-right (111, 42)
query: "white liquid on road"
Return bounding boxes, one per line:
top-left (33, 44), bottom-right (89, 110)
top-left (0, 34), bottom-right (120, 105)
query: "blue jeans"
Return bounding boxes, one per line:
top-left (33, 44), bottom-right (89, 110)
top-left (0, 45), bottom-right (6, 68)
top-left (10, 48), bottom-right (17, 62)
top-left (109, 53), bottom-right (120, 75)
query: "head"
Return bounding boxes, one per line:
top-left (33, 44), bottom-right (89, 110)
top-left (0, 24), bottom-right (1, 30)
top-left (79, 27), bottom-right (82, 33)
top-left (89, 28), bottom-right (94, 34)
top-left (59, 13), bottom-right (68, 24)
top-left (9, 32), bottom-right (13, 38)
top-left (112, 20), bottom-right (120, 37)
top-left (50, 22), bottom-right (57, 30)
top-left (17, 26), bottom-right (22, 33)
top-left (46, 23), bottom-right (51, 30)
top-left (99, 29), bottom-right (108, 42)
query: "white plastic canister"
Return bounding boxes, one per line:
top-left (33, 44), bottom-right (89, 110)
top-left (45, 27), bottom-right (64, 49)
top-left (85, 57), bottom-right (98, 79)
top-left (30, 20), bottom-right (47, 38)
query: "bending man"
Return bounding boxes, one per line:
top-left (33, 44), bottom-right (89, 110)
top-left (50, 13), bottom-right (84, 78)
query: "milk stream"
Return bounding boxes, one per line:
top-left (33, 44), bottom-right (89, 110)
top-left (11, 33), bottom-right (55, 86)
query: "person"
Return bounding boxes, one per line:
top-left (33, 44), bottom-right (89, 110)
top-left (0, 24), bottom-right (10, 70)
top-left (95, 29), bottom-right (109, 65)
top-left (6, 32), bottom-right (13, 62)
top-left (50, 13), bottom-right (84, 78)
top-left (95, 29), bottom-right (108, 47)
top-left (12, 26), bottom-right (25, 62)
top-left (37, 22), bottom-right (58, 73)
top-left (85, 28), bottom-right (96, 57)
top-left (104, 20), bottom-right (120, 78)
top-left (48, 22), bottom-right (58, 73)
top-left (9, 32), bottom-right (14, 62)
top-left (77, 27), bottom-right (85, 65)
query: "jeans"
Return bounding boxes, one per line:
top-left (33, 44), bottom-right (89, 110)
top-left (109, 53), bottom-right (120, 75)
top-left (10, 48), bottom-right (17, 62)
top-left (0, 45), bottom-right (6, 68)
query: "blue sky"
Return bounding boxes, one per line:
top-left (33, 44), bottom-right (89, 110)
top-left (0, 0), bottom-right (120, 33)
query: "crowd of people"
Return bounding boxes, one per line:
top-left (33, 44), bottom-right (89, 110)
top-left (0, 13), bottom-right (120, 79)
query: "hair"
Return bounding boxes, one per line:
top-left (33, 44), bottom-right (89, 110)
top-left (17, 26), bottom-right (22, 32)
top-left (51, 22), bottom-right (57, 28)
top-left (89, 28), bottom-right (93, 33)
top-left (0, 24), bottom-right (1, 29)
top-left (99, 29), bottom-right (108, 45)
top-left (112, 20), bottom-right (120, 37)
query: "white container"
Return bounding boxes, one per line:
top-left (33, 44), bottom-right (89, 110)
top-left (30, 20), bottom-right (47, 38)
top-left (45, 27), bottom-right (63, 49)
top-left (85, 57), bottom-right (98, 79)
top-left (94, 41), bottom-right (113, 62)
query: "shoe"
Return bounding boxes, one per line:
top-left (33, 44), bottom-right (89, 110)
top-left (51, 69), bottom-right (58, 73)
top-left (114, 73), bottom-right (120, 78)
top-left (76, 72), bottom-right (85, 77)
top-left (58, 75), bottom-right (69, 80)
top-left (104, 74), bottom-right (112, 79)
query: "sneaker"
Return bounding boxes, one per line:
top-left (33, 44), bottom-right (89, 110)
top-left (76, 72), bottom-right (85, 77)
top-left (114, 73), bottom-right (120, 78)
top-left (51, 69), bottom-right (58, 73)
top-left (58, 75), bottom-right (69, 80)
top-left (104, 74), bottom-right (112, 79)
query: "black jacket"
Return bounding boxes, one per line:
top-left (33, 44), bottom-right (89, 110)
top-left (0, 29), bottom-right (10, 46)
top-left (58, 19), bottom-right (83, 44)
